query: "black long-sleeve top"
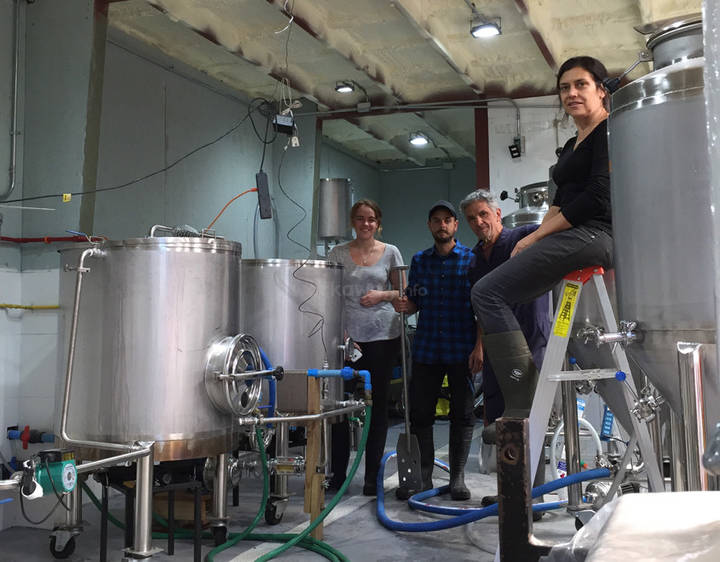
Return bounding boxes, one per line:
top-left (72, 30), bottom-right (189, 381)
top-left (551, 119), bottom-right (611, 234)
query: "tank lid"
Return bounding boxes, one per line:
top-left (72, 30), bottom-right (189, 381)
top-left (60, 237), bottom-right (242, 253)
top-left (610, 57), bottom-right (704, 116)
top-left (635, 13), bottom-right (701, 39)
top-left (242, 258), bottom-right (343, 269)
top-left (646, 17), bottom-right (702, 53)
top-left (518, 181), bottom-right (549, 191)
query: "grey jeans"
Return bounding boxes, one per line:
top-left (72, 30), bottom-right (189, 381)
top-left (471, 224), bottom-right (613, 335)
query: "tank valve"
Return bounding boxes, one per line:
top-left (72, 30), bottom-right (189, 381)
top-left (631, 385), bottom-right (665, 423)
top-left (338, 337), bottom-right (358, 362)
top-left (577, 320), bottom-right (642, 347)
top-left (269, 456), bottom-right (305, 476)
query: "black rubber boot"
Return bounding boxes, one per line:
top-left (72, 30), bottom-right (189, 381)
top-left (396, 427), bottom-right (434, 500)
top-left (481, 494), bottom-right (498, 507)
top-left (449, 426), bottom-right (474, 500)
top-left (480, 331), bottom-right (539, 445)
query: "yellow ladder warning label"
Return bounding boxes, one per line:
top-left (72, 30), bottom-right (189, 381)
top-left (553, 282), bottom-right (580, 338)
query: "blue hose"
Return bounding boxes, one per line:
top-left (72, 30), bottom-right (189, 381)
top-left (376, 450), bottom-right (610, 532)
top-left (0, 498), bottom-right (13, 505)
top-left (409, 485), bottom-right (567, 516)
top-left (307, 367), bottom-right (372, 392)
top-left (258, 347), bottom-right (277, 418)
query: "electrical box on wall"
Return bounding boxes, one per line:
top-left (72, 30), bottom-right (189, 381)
top-left (508, 136), bottom-right (525, 159)
top-left (273, 114), bottom-right (295, 135)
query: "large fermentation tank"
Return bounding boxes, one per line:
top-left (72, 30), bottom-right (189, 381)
top-left (239, 259), bottom-right (344, 413)
top-left (609, 17), bottom-right (719, 425)
top-left (57, 237), bottom-right (242, 461)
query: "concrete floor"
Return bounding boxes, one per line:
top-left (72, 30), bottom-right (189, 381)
top-left (0, 419), bottom-right (581, 561)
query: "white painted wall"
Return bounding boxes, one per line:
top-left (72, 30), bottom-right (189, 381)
top-left (488, 95), bottom-right (575, 218)
top-left (0, 269), bottom-right (21, 531)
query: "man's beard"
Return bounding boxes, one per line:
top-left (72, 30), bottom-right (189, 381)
top-left (433, 232), bottom-right (453, 244)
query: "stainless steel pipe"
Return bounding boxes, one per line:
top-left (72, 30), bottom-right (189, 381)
top-left (0, 472), bottom-right (21, 491)
top-left (1, 0), bottom-right (21, 200)
top-left (211, 453), bottom-right (228, 526)
top-left (65, 482), bottom-right (82, 531)
top-left (131, 451), bottom-right (154, 557)
top-left (238, 402), bottom-right (365, 426)
top-left (60, 247), bottom-right (136, 454)
top-left (677, 342), bottom-right (709, 490)
top-left (561, 381), bottom-right (582, 509)
top-left (273, 423), bottom-right (289, 498)
top-left (61, 247), bottom-right (156, 558)
top-left (670, 407), bottom-right (688, 491)
top-left (76, 449), bottom-right (153, 475)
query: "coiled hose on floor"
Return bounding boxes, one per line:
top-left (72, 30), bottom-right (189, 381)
top-left (376, 450), bottom-right (610, 531)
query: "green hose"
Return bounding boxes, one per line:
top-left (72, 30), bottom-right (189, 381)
top-left (81, 424), bottom-right (270, 545)
top-left (81, 410), bottom-right (367, 562)
top-left (205, 425), bottom-right (271, 560)
top-left (81, 481), bottom-right (340, 560)
top-left (254, 405), bottom-right (371, 562)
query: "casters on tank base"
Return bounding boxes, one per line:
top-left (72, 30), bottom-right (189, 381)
top-left (264, 497), bottom-right (287, 525)
top-left (49, 535), bottom-right (76, 559)
top-left (211, 525), bottom-right (228, 546)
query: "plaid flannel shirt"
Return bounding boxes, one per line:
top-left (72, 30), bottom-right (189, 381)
top-left (407, 241), bottom-right (476, 364)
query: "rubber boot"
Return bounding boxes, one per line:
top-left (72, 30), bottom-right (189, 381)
top-left (480, 331), bottom-right (539, 445)
top-left (396, 427), bottom-right (434, 500)
top-left (449, 426), bottom-right (474, 500)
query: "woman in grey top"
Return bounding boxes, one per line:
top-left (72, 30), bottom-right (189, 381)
top-left (328, 199), bottom-right (403, 496)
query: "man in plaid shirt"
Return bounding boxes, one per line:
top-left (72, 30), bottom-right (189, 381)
top-left (392, 200), bottom-right (482, 501)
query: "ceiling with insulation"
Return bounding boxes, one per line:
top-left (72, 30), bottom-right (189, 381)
top-left (108, 0), bottom-right (701, 168)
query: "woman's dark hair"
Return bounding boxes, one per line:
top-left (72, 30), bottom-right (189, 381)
top-left (557, 56), bottom-right (610, 110)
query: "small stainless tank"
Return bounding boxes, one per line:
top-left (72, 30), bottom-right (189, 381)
top-left (317, 178), bottom-right (351, 240)
top-left (239, 259), bottom-right (345, 413)
top-left (57, 237), bottom-right (242, 461)
top-left (501, 182), bottom-right (550, 228)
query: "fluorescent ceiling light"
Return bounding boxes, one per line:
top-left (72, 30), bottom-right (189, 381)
top-left (409, 132), bottom-right (430, 147)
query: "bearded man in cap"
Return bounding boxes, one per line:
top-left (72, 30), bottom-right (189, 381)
top-left (392, 200), bottom-right (482, 500)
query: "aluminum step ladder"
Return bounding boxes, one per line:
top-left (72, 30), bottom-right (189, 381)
top-left (494, 266), bottom-right (666, 562)
top-left (528, 266), bottom-right (664, 501)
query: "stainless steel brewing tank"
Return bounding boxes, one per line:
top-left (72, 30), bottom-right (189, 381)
top-left (57, 237), bottom-right (242, 461)
top-left (239, 259), bottom-right (344, 414)
top-left (609, 56), bottom-right (719, 418)
top-left (502, 182), bottom-right (549, 228)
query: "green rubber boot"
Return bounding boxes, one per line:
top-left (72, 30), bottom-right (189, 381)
top-left (480, 331), bottom-right (539, 445)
